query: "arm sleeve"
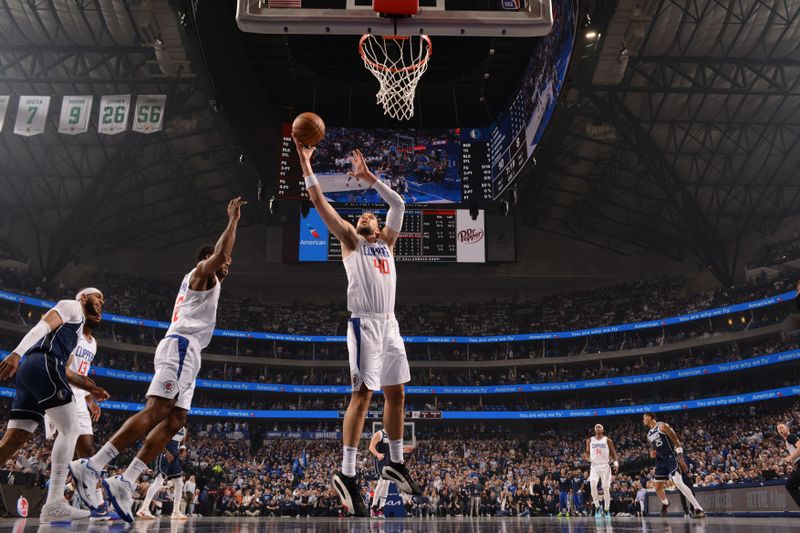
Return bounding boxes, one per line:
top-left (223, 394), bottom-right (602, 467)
top-left (52, 299), bottom-right (84, 324)
top-left (372, 179), bottom-right (406, 232)
top-left (12, 320), bottom-right (52, 356)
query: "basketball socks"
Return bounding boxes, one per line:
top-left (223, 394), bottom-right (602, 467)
top-left (389, 439), bottom-right (403, 463)
top-left (660, 497), bottom-right (669, 505)
top-left (88, 442), bottom-right (119, 472)
top-left (342, 446), bottom-right (358, 477)
top-left (141, 475), bottom-right (164, 512)
top-left (45, 404), bottom-right (80, 505)
top-left (122, 457), bottom-right (147, 485)
top-left (604, 491), bottom-right (611, 511)
top-left (173, 477), bottom-right (185, 513)
top-left (671, 473), bottom-right (703, 511)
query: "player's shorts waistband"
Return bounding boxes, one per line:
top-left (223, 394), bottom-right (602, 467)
top-left (350, 312), bottom-right (395, 320)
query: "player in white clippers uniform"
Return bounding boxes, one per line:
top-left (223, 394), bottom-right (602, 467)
top-left (0, 288), bottom-right (108, 523)
top-left (70, 197), bottom-right (246, 523)
top-left (586, 424), bottom-right (618, 518)
top-left (295, 139), bottom-right (420, 518)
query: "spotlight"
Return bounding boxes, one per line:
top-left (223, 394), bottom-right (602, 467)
top-left (268, 195), bottom-right (278, 215)
top-left (239, 153), bottom-right (246, 166)
top-left (585, 30), bottom-right (597, 39)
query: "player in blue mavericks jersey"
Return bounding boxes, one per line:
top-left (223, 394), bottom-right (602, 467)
top-left (0, 288), bottom-right (108, 523)
top-left (643, 412), bottom-right (705, 518)
top-left (138, 427), bottom-right (188, 520)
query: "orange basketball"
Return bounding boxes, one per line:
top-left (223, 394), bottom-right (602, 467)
top-left (292, 112), bottom-right (326, 147)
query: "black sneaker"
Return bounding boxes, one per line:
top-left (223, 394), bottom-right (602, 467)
top-left (660, 501), bottom-right (670, 517)
top-left (332, 471), bottom-right (368, 517)
top-left (692, 509), bottom-right (706, 519)
top-left (381, 461), bottom-right (422, 496)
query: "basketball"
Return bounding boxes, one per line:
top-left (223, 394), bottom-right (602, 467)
top-left (292, 112), bottom-right (326, 147)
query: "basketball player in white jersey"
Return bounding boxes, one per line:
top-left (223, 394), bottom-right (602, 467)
top-left (586, 424), bottom-right (618, 517)
top-left (70, 197), bottom-right (246, 523)
top-left (295, 138), bottom-right (421, 517)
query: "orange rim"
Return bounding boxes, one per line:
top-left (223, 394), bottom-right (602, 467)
top-left (358, 34), bottom-right (432, 74)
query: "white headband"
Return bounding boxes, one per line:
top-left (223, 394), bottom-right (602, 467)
top-left (595, 424), bottom-right (604, 431)
top-left (75, 287), bottom-right (102, 301)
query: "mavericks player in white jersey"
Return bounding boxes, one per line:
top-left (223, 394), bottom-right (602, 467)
top-left (295, 138), bottom-right (421, 517)
top-left (70, 197), bottom-right (246, 523)
top-left (586, 424), bottom-right (618, 517)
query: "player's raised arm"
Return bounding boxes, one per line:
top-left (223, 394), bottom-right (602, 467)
top-left (193, 197), bottom-right (247, 284)
top-left (294, 136), bottom-right (359, 252)
top-left (348, 149), bottom-right (405, 249)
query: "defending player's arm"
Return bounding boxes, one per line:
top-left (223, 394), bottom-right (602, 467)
top-left (607, 437), bottom-right (619, 472)
top-left (192, 196), bottom-right (247, 288)
top-left (368, 431), bottom-right (384, 460)
top-left (660, 423), bottom-right (688, 472)
top-left (64, 357), bottom-right (110, 402)
top-left (348, 149), bottom-right (405, 249)
top-left (0, 300), bottom-right (76, 380)
top-left (294, 137), bottom-right (359, 252)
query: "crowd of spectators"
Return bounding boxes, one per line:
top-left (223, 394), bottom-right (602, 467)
top-left (0, 268), bottom-right (795, 341)
top-left (2, 399), bottom-right (799, 517)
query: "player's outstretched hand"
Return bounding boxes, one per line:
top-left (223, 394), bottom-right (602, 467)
top-left (292, 134), bottom-right (316, 163)
top-left (227, 196), bottom-right (247, 222)
top-left (89, 384), bottom-right (110, 402)
top-left (347, 149), bottom-right (377, 185)
top-left (0, 353), bottom-right (21, 380)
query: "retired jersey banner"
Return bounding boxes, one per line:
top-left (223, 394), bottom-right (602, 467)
top-left (14, 96), bottom-right (50, 136)
top-left (97, 95), bottom-right (131, 135)
top-left (0, 96), bottom-right (9, 132)
top-left (58, 95), bottom-right (93, 135)
top-left (132, 94), bottom-right (166, 134)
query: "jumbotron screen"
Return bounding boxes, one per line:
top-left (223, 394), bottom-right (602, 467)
top-left (298, 207), bottom-right (486, 263)
top-left (276, 124), bottom-right (493, 204)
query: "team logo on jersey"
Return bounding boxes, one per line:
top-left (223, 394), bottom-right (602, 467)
top-left (16, 496), bottom-right (28, 517)
top-left (56, 389), bottom-right (69, 401)
top-left (163, 379), bottom-right (177, 394)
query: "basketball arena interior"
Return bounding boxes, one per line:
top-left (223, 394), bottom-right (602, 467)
top-left (1, 0), bottom-right (800, 532)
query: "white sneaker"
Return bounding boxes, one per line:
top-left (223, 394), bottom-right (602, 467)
top-left (40, 500), bottom-right (91, 523)
top-left (171, 512), bottom-right (188, 521)
top-left (137, 508), bottom-right (156, 520)
top-left (68, 459), bottom-right (103, 510)
top-left (103, 476), bottom-right (135, 523)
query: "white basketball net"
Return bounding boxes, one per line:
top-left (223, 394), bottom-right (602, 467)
top-left (359, 34), bottom-right (432, 121)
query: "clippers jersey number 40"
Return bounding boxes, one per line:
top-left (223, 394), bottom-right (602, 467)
top-left (374, 258), bottom-right (390, 275)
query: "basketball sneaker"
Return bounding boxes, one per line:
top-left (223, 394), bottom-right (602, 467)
top-left (381, 461), bottom-right (422, 496)
top-left (40, 501), bottom-right (91, 523)
top-left (136, 508), bottom-right (156, 520)
top-left (89, 501), bottom-right (112, 522)
top-left (692, 509), bottom-right (706, 519)
top-left (68, 459), bottom-right (103, 510)
top-left (171, 511), bottom-right (189, 521)
top-left (332, 471), bottom-right (368, 517)
top-left (103, 476), bottom-right (135, 523)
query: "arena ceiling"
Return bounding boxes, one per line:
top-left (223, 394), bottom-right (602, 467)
top-left (1, 0), bottom-right (798, 286)
top-left (519, 0), bottom-right (800, 285)
top-left (0, 0), bottom-right (252, 278)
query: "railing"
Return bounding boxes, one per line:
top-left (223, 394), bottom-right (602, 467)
top-left (3, 347), bottom-right (796, 395)
top-left (0, 288), bottom-right (794, 344)
top-left (1, 384), bottom-right (796, 419)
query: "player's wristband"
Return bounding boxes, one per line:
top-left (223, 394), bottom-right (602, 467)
top-left (675, 447), bottom-right (683, 454)
top-left (304, 174), bottom-right (319, 189)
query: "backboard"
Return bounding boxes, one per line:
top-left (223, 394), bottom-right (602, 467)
top-left (236, 0), bottom-right (553, 37)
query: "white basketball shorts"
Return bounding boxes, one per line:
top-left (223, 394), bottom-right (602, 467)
top-left (347, 314), bottom-right (410, 391)
top-left (44, 393), bottom-right (92, 439)
top-left (146, 334), bottom-right (201, 411)
top-left (589, 464), bottom-right (613, 488)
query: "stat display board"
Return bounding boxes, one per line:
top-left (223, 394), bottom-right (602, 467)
top-left (299, 207), bottom-right (486, 263)
top-left (277, 124), bottom-right (493, 204)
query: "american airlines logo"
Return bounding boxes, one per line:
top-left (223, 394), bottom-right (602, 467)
top-left (300, 240), bottom-right (326, 246)
top-left (458, 228), bottom-right (484, 244)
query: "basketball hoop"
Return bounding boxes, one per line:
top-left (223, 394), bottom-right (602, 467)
top-left (358, 33), bottom-right (432, 121)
